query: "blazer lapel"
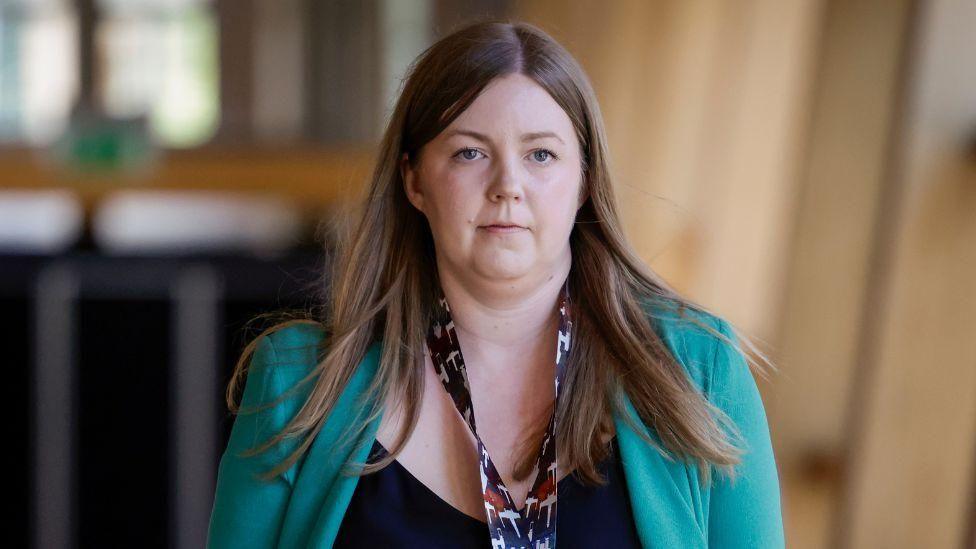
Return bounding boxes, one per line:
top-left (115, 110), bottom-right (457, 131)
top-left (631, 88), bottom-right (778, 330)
top-left (614, 390), bottom-right (707, 548)
top-left (277, 342), bottom-right (385, 549)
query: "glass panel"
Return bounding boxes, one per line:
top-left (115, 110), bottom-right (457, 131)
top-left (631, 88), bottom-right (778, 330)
top-left (378, 0), bottom-right (433, 131)
top-left (1, 0), bottom-right (70, 9)
top-left (97, 1), bottom-right (218, 147)
top-left (0, 1), bottom-right (78, 145)
top-left (97, 0), bottom-right (208, 15)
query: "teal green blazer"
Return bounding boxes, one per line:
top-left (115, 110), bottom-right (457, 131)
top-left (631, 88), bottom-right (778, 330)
top-left (207, 300), bottom-right (785, 548)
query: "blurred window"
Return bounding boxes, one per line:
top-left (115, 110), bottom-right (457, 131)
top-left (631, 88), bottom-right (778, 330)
top-left (0, 0), bottom-right (79, 145)
top-left (97, 0), bottom-right (218, 147)
top-left (0, 0), bottom-right (217, 148)
top-left (0, 0), bottom-right (508, 150)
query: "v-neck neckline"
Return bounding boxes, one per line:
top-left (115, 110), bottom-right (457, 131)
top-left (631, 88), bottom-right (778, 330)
top-left (368, 435), bottom-right (619, 526)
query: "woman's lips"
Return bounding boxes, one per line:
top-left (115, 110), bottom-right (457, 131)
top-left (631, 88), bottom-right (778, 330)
top-left (480, 224), bottom-right (526, 234)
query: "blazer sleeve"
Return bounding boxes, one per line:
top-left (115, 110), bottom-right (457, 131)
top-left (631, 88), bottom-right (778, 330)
top-left (706, 318), bottom-right (786, 548)
top-left (207, 333), bottom-right (296, 549)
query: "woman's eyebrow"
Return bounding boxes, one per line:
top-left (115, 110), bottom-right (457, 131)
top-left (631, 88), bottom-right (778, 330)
top-left (522, 131), bottom-right (565, 144)
top-left (445, 129), bottom-right (565, 145)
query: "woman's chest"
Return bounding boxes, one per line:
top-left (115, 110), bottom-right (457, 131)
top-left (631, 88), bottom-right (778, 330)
top-left (338, 419), bottom-right (639, 548)
top-left (374, 352), bottom-right (565, 517)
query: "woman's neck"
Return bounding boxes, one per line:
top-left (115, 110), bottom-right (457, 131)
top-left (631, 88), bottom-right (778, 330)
top-left (434, 261), bottom-right (571, 373)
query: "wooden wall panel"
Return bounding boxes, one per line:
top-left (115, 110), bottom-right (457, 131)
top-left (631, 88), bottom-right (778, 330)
top-left (840, 0), bottom-right (976, 545)
top-left (773, 0), bottom-right (914, 546)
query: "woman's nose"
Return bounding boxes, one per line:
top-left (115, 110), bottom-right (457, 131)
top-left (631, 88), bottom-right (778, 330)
top-left (487, 160), bottom-right (524, 202)
top-left (490, 188), bottom-right (521, 202)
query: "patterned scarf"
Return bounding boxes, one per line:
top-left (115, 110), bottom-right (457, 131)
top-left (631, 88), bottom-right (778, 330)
top-left (425, 278), bottom-right (573, 549)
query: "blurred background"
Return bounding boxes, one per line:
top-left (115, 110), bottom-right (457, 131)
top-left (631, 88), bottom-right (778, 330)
top-left (3, 0), bottom-right (973, 547)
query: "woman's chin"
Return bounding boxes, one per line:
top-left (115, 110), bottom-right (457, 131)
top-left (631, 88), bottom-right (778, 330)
top-left (472, 259), bottom-right (533, 281)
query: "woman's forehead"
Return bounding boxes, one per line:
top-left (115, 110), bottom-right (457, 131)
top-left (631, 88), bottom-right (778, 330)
top-left (438, 74), bottom-right (576, 144)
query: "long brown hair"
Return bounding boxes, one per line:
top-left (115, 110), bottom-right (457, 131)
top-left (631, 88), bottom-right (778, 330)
top-left (227, 18), bottom-right (775, 488)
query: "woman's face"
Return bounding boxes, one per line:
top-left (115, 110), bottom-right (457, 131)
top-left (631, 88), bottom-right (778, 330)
top-left (401, 73), bottom-right (585, 285)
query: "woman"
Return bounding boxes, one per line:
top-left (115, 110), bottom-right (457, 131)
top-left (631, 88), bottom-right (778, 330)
top-left (208, 19), bottom-right (784, 549)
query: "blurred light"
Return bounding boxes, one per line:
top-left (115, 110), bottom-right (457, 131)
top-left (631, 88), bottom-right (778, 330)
top-left (96, 0), bottom-right (209, 14)
top-left (0, 0), bottom-right (79, 145)
top-left (378, 0), bottom-right (433, 131)
top-left (0, 189), bottom-right (84, 253)
top-left (91, 190), bottom-right (303, 256)
top-left (97, 0), bottom-right (219, 148)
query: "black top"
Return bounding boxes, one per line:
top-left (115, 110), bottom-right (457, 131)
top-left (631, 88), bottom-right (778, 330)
top-left (333, 436), bottom-right (642, 548)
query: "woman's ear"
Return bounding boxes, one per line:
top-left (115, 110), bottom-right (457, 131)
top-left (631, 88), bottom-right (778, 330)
top-left (400, 152), bottom-right (424, 213)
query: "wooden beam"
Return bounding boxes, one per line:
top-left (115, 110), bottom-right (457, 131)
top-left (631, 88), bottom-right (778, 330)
top-left (0, 145), bottom-right (376, 214)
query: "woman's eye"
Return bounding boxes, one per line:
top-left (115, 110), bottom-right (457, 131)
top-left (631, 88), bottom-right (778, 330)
top-left (454, 148), bottom-right (483, 161)
top-left (532, 149), bottom-right (558, 164)
top-left (452, 147), bottom-right (558, 163)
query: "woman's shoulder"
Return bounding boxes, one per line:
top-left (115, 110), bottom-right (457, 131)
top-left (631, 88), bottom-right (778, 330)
top-left (640, 295), bottom-right (750, 397)
top-left (237, 321), bottom-right (328, 425)
top-left (243, 321), bottom-right (379, 414)
top-left (251, 320), bottom-right (328, 373)
top-left (258, 321), bottom-right (327, 366)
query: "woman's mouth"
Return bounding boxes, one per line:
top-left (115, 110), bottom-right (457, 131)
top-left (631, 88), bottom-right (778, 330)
top-left (479, 224), bottom-right (526, 234)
